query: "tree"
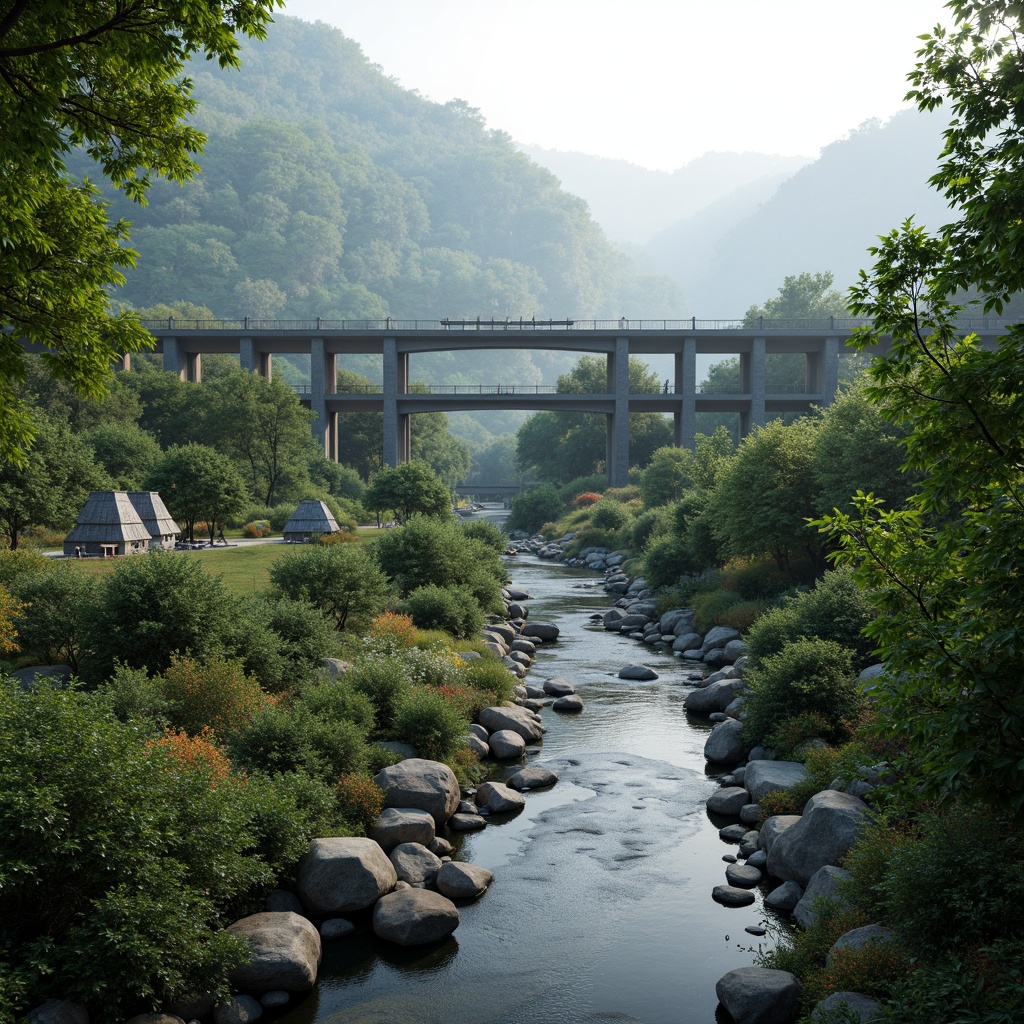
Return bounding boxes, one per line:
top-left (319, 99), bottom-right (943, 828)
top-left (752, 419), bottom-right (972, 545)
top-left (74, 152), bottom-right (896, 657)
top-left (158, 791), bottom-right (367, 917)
top-left (9, 566), bottom-right (99, 671)
top-left (813, 1), bottom-right (1024, 813)
top-left (0, 1), bottom-right (281, 462)
top-left (0, 418), bottom-right (108, 549)
top-left (743, 271), bottom-right (848, 325)
top-left (146, 444), bottom-right (247, 543)
top-left (640, 447), bottom-right (693, 509)
top-left (82, 421), bottom-right (163, 491)
top-left (269, 545), bottom-right (389, 631)
top-left (711, 417), bottom-right (822, 576)
top-left (364, 461), bottom-right (452, 524)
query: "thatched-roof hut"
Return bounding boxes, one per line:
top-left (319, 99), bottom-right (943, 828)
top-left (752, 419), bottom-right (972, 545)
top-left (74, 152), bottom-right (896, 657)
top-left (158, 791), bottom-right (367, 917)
top-left (128, 491), bottom-right (180, 550)
top-left (64, 491), bottom-right (151, 557)
top-left (283, 499), bottom-right (341, 543)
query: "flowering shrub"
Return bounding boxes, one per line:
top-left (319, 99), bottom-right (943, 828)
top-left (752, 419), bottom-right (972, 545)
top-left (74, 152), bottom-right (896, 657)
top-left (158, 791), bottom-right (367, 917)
top-left (148, 727), bottom-right (233, 785)
top-left (572, 491), bottom-right (602, 507)
top-left (159, 655), bottom-right (270, 740)
top-left (369, 612), bottom-right (417, 652)
top-left (336, 772), bottom-right (385, 833)
top-left (317, 530), bottom-right (358, 544)
top-left (242, 520), bottom-right (271, 538)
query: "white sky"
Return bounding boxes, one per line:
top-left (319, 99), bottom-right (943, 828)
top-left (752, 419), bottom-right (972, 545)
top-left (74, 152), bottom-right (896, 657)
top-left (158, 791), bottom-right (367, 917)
top-left (280, 0), bottom-right (951, 172)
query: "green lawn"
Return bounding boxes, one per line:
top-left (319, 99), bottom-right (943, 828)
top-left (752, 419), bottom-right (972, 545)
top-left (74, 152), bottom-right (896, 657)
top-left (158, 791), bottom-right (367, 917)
top-left (65, 529), bottom-right (380, 596)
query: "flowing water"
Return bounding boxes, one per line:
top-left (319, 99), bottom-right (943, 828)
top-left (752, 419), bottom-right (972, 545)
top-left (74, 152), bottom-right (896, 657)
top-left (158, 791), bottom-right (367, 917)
top-left (279, 552), bottom-right (770, 1024)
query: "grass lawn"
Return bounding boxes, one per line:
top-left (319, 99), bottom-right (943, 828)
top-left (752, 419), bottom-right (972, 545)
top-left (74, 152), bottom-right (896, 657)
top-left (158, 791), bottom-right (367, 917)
top-left (64, 529), bottom-right (380, 597)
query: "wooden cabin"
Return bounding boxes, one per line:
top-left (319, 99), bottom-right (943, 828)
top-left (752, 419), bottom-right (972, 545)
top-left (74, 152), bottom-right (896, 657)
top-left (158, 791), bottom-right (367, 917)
top-left (282, 499), bottom-right (341, 543)
top-left (63, 491), bottom-right (152, 557)
top-left (128, 491), bottom-right (180, 550)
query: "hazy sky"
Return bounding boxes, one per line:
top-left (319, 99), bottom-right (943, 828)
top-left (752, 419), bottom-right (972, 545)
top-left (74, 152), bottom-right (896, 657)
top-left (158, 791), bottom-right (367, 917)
top-left (280, 0), bottom-right (950, 172)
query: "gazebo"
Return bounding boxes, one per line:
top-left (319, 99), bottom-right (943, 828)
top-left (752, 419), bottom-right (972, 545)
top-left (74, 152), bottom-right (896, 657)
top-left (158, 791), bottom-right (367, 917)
top-left (128, 491), bottom-right (180, 550)
top-left (282, 499), bottom-right (341, 543)
top-left (63, 491), bottom-right (152, 557)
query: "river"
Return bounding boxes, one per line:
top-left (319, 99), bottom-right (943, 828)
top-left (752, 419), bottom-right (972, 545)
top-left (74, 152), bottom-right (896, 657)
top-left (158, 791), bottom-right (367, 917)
top-left (277, 553), bottom-right (769, 1024)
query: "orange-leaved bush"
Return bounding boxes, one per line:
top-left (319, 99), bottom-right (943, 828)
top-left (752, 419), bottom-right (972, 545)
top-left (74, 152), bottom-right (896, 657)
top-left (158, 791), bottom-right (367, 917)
top-left (160, 654), bottom-right (270, 740)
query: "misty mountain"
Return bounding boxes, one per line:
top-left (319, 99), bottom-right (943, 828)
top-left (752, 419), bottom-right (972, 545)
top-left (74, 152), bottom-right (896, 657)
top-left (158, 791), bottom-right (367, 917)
top-left (519, 146), bottom-right (810, 246)
top-left (646, 109), bottom-right (952, 316)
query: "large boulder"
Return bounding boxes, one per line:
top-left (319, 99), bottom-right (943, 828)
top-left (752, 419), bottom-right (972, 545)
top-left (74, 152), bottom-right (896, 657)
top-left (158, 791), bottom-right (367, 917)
top-left (436, 861), bottom-right (494, 900)
top-left (794, 865), bottom-right (852, 930)
top-left (707, 786), bottom-right (750, 816)
top-left (389, 843), bottom-right (443, 887)
top-left (716, 967), bottom-right (801, 1024)
top-left (488, 729), bottom-right (527, 760)
top-left (520, 621), bottom-right (559, 641)
top-left (368, 807), bottom-right (436, 852)
top-left (479, 705), bottom-right (545, 742)
top-left (296, 838), bottom-right (397, 915)
top-left (702, 626), bottom-right (741, 652)
top-left (704, 718), bottom-right (747, 764)
top-left (373, 759), bottom-right (461, 826)
top-left (810, 992), bottom-right (879, 1023)
top-left (768, 791), bottom-right (873, 886)
top-left (684, 678), bottom-right (745, 713)
top-left (27, 1003), bottom-right (88, 1024)
top-left (744, 760), bottom-right (809, 802)
top-left (475, 781), bottom-right (526, 814)
top-left (226, 912), bottom-right (321, 993)
top-left (372, 889), bottom-right (460, 946)
top-left (827, 924), bottom-right (896, 963)
top-left (506, 764), bottom-right (559, 790)
top-left (758, 815), bottom-right (801, 855)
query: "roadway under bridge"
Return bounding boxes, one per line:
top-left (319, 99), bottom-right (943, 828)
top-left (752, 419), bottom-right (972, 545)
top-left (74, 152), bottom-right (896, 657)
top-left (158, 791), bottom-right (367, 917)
top-left (105, 316), bottom-right (1007, 487)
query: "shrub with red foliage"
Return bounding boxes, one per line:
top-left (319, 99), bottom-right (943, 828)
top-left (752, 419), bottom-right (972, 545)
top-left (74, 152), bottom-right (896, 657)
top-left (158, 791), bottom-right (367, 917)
top-left (572, 492), bottom-right (603, 507)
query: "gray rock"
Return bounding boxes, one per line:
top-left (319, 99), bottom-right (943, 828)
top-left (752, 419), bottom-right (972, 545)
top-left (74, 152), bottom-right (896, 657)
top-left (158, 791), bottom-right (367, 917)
top-left (659, 609), bottom-right (689, 633)
top-left (264, 889), bottom-right (304, 915)
top-left (758, 815), bottom-right (801, 855)
top-left (739, 831), bottom-right (760, 858)
top-left (319, 918), bottom-right (355, 940)
top-left (428, 836), bottom-right (453, 857)
top-left (552, 693), bottom-right (584, 712)
top-left (488, 729), bottom-right (527, 760)
top-left (810, 992), bottom-right (880, 1023)
top-left (707, 786), bottom-right (750, 816)
top-left (463, 732), bottom-right (489, 757)
top-left (368, 807), bottom-right (436, 852)
top-left (506, 764), bottom-right (559, 791)
top-left (712, 885), bottom-right (756, 907)
top-left (725, 863), bottom-right (763, 888)
top-left (719, 823), bottom-right (749, 842)
top-left (258, 992), bottom-right (290, 1010)
top-left (475, 781), bottom-right (526, 814)
top-left (672, 631), bottom-right (704, 652)
top-left (510, 638), bottom-right (537, 656)
top-left (446, 813), bottom-right (487, 831)
top-left (389, 842), bottom-right (443, 887)
top-left (685, 678), bottom-right (745, 713)
top-left (374, 759), bottom-right (461, 826)
top-left (226, 912), bottom-right (322, 994)
top-left (794, 865), bottom-right (853, 930)
top-left (704, 718), bottom-right (747, 764)
top-left (435, 861), bottom-right (494, 900)
top-left (520, 621), bottom-right (559, 641)
top-left (468, 723), bottom-right (489, 743)
top-left (372, 889), bottom-right (460, 946)
top-left (703, 647), bottom-right (730, 668)
top-left (321, 658), bottom-right (351, 679)
top-left (827, 924), bottom-right (895, 963)
top-left (27, 1003), bottom-right (89, 1024)
top-left (740, 804), bottom-right (762, 825)
top-left (716, 967), bottom-right (801, 1024)
top-left (542, 676), bottom-right (576, 696)
top-left (764, 880), bottom-right (803, 913)
top-left (296, 838), bottom-right (397, 915)
top-left (214, 996), bottom-right (262, 1024)
top-left (602, 608), bottom-right (629, 629)
top-left (722, 639), bottom-right (747, 663)
top-left (768, 791), bottom-right (873, 886)
top-left (126, 1014), bottom-right (185, 1024)
top-left (744, 760), bottom-right (810, 802)
top-left (11, 664), bottom-right (73, 688)
top-left (746, 849), bottom-right (768, 869)
top-left (487, 621), bottom-right (517, 644)
top-left (618, 665), bottom-right (659, 680)
top-left (479, 705), bottom-right (545, 742)
top-left (702, 625), bottom-right (741, 652)
top-left (616, 614), bottom-right (654, 631)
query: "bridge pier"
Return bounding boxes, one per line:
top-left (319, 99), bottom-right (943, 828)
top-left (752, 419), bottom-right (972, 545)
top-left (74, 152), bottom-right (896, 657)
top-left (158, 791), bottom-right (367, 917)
top-left (162, 338), bottom-right (202, 382)
top-left (739, 336), bottom-right (766, 435)
top-left (240, 338), bottom-right (272, 379)
top-left (606, 336), bottom-right (630, 487)
top-left (675, 339), bottom-right (697, 449)
top-left (383, 339), bottom-right (411, 467)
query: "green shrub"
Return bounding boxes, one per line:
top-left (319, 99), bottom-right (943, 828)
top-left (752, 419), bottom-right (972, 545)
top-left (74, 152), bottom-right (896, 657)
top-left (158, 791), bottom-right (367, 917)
top-left (0, 548), bottom-right (53, 588)
top-left (400, 584), bottom-right (484, 638)
top-left (692, 588), bottom-right (744, 634)
top-left (720, 555), bottom-right (791, 600)
top-left (743, 638), bottom-right (863, 748)
top-left (621, 505), bottom-right (673, 550)
top-left (459, 518), bottom-right (506, 552)
top-left (336, 772), bottom-right (386, 834)
top-left (347, 656), bottom-right (412, 734)
top-left (745, 567), bottom-right (876, 670)
top-left (98, 664), bottom-right (169, 731)
top-left (9, 565), bottom-right (99, 670)
top-left (588, 498), bottom-right (631, 531)
top-left (508, 484), bottom-right (565, 534)
top-left (557, 474), bottom-right (608, 502)
top-left (159, 654), bottom-right (269, 741)
top-left (715, 599), bottom-right (767, 633)
top-left (269, 503), bottom-right (298, 532)
top-left (641, 534), bottom-right (699, 591)
top-left (392, 685), bottom-right (468, 762)
top-left (458, 655), bottom-right (515, 705)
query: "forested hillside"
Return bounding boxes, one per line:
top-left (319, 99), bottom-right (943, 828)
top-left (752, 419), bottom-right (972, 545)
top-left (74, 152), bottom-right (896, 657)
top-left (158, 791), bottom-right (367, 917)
top-left (81, 16), bottom-right (683, 328)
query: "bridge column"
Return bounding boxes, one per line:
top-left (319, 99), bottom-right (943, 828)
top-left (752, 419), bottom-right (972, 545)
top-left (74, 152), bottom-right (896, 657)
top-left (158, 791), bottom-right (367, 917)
top-left (739, 337), bottom-right (766, 437)
top-left (163, 337), bottom-right (184, 379)
top-left (185, 352), bottom-right (202, 383)
top-left (606, 336), bottom-right (630, 487)
top-left (822, 336), bottom-right (840, 402)
top-left (383, 338), bottom-right (403, 468)
top-left (675, 338), bottom-right (697, 449)
top-left (240, 338), bottom-right (273, 379)
top-left (310, 337), bottom-right (329, 457)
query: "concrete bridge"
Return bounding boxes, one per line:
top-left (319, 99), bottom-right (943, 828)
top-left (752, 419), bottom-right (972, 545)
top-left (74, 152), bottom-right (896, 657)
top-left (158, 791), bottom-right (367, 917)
top-left (122, 315), bottom-right (1008, 487)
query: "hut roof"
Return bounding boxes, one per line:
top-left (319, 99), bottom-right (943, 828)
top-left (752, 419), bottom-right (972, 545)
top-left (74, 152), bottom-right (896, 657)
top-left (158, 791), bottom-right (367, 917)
top-left (65, 491), bottom-right (152, 544)
top-left (128, 491), bottom-right (180, 538)
top-left (283, 499), bottom-right (341, 535)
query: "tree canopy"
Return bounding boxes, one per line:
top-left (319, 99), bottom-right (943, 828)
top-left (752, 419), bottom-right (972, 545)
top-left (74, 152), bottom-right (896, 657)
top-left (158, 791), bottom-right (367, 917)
top-left (0, 1), bottom-right (282, 463)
